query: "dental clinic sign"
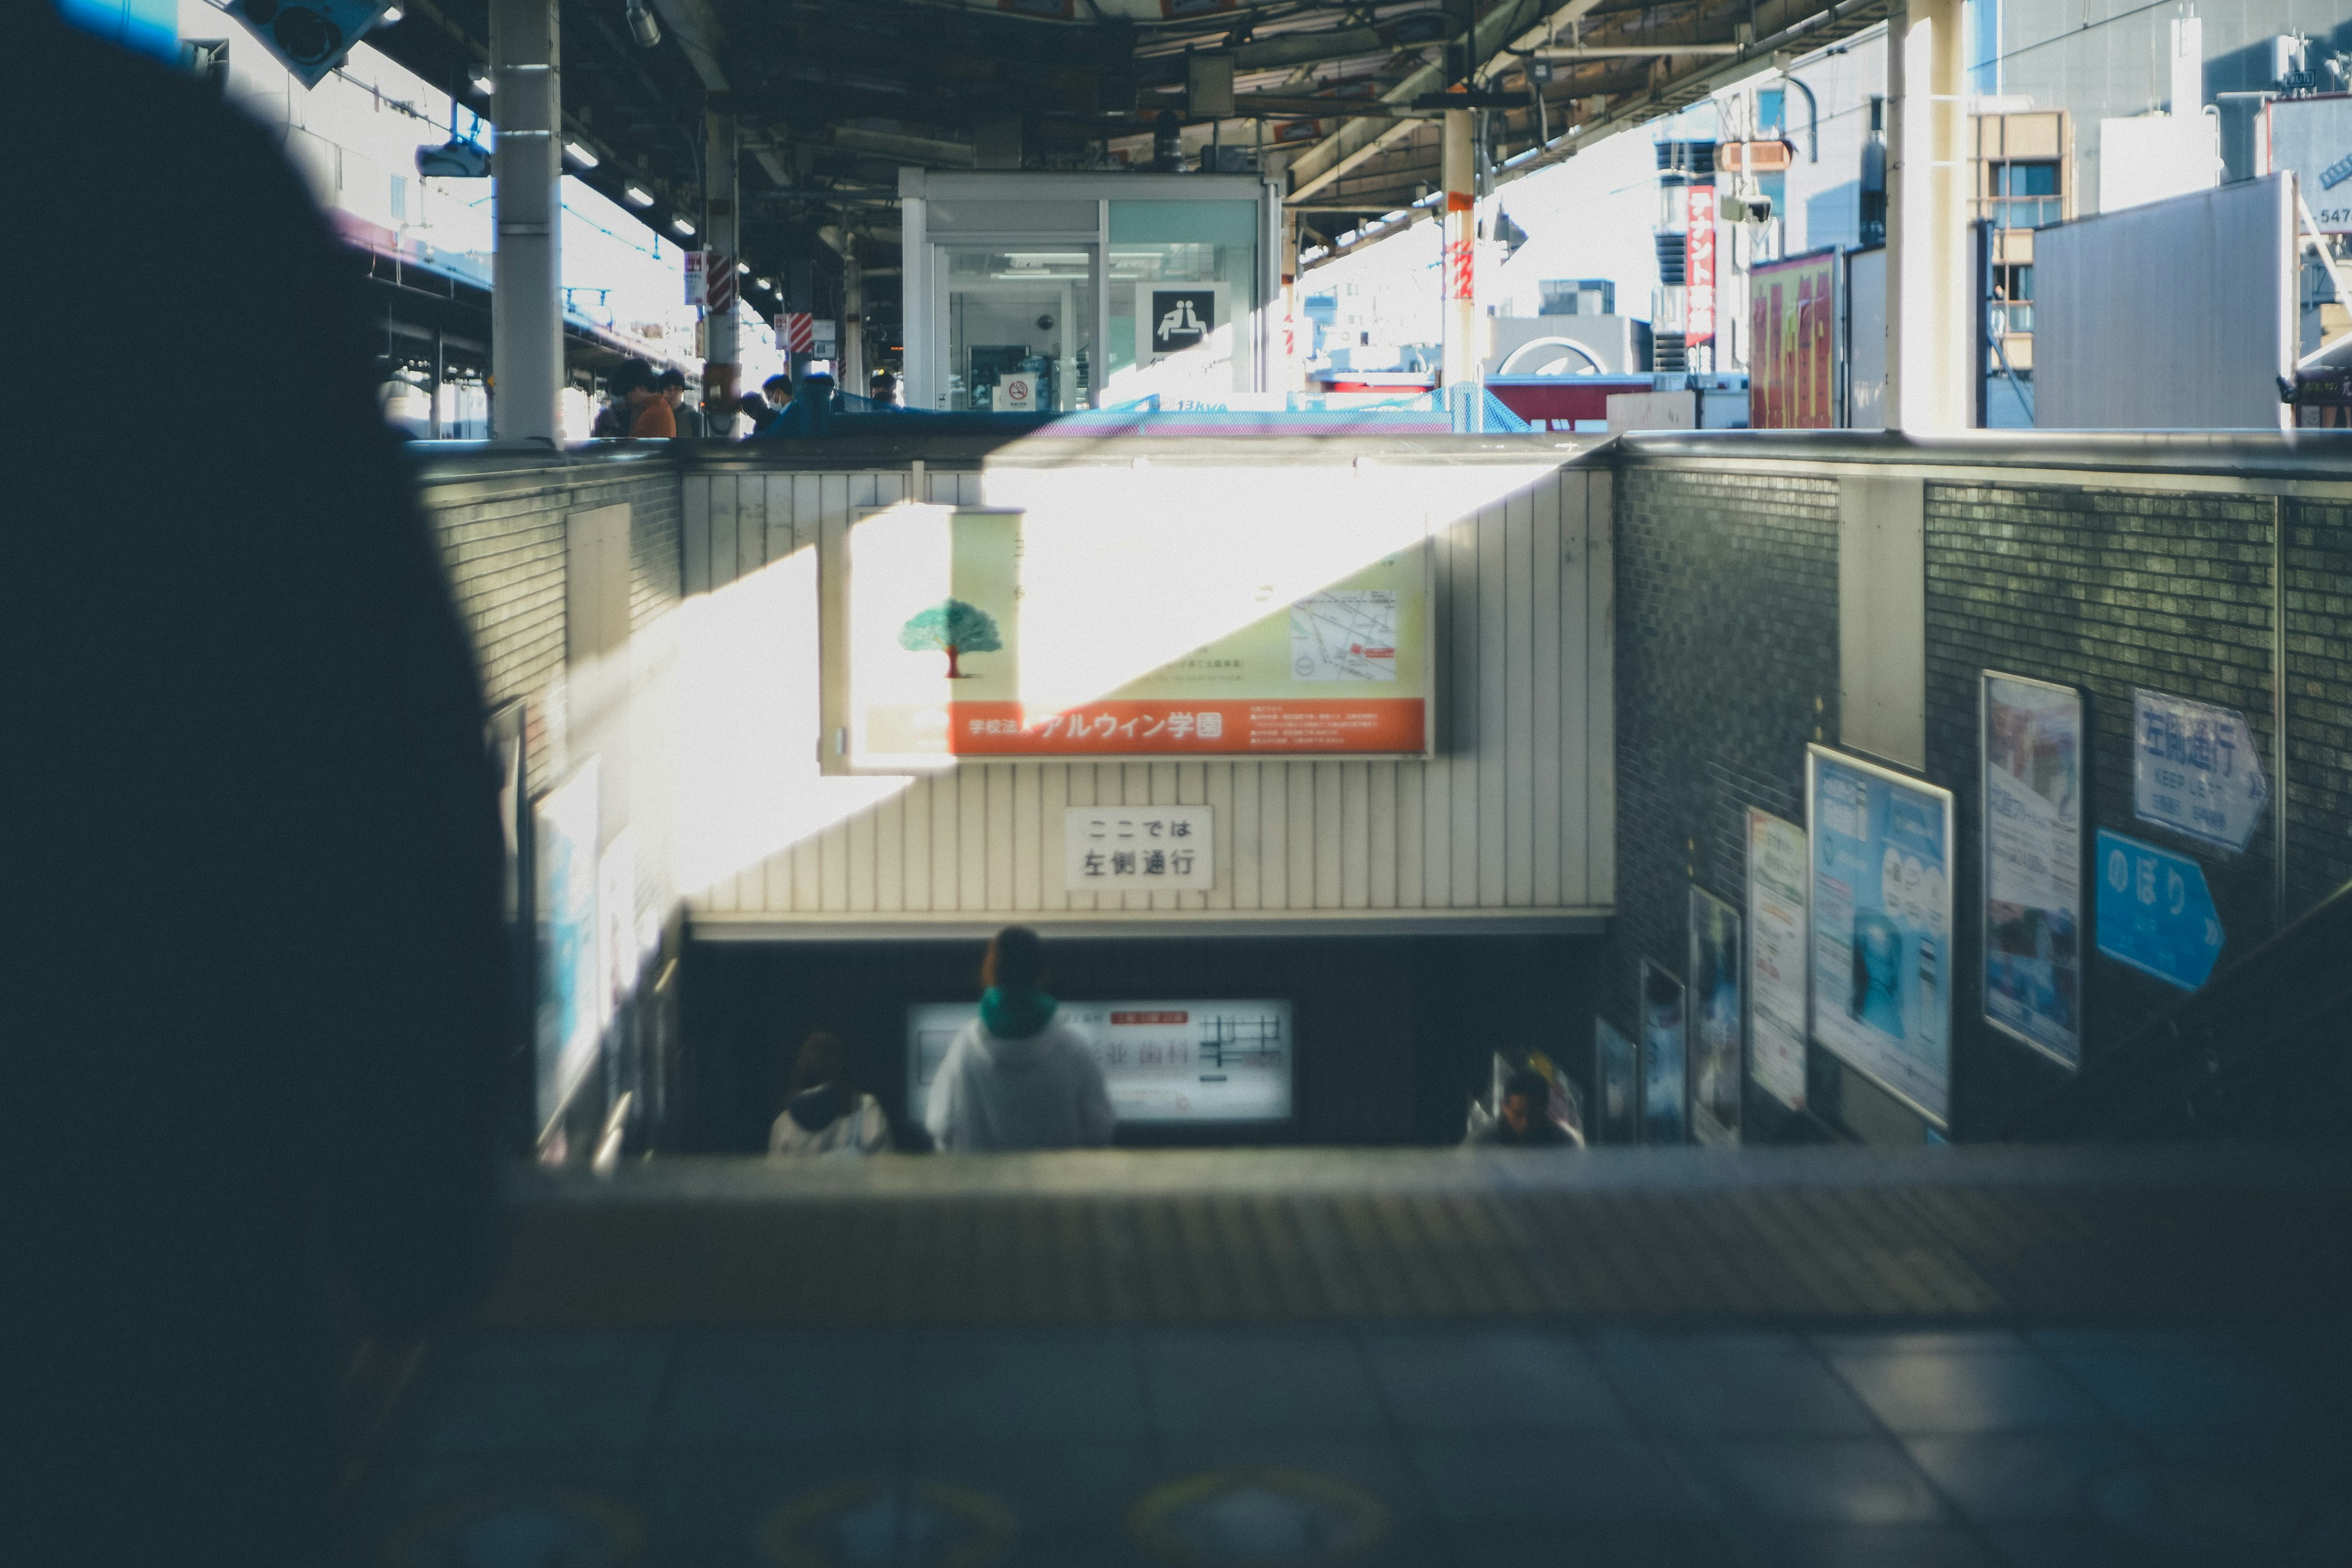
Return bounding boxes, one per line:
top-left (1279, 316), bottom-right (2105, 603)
top-left (2133, 691), bottom-right (2268, 852)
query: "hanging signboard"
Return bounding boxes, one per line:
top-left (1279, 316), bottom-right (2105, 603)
top-left (843, 505), bottom-right (1433, 764)
top-left (2132, 689), bottom-right (2268, 852)
top-left (1685, 185), bottom-right (1717, 346)
top-left (1982, 673), bottom-right (2086, 1069)
top-left (1639, 959), bottom-right (1688, 1145)
top-left (1594, 1017), bottom-right (1638, 1145)
top-left (1807, 745), bottom-right (1954, 1127)
top-left (2094, 829), bottom-right (2225, 990)
top-left (1748, 249), bottom-right (1839, 429)
top-left (1688, 886), bottom-right (1743, 1146)
top-left (224, 0), bottom-right (390, 88)
top-left (906, 998), bottom-right (1293, 1126)
top-left (1746, 809), bottom-right (1809, 1112)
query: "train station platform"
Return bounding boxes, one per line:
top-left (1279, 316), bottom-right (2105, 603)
top-left (338, 1145), bottom-right (2352, 1567)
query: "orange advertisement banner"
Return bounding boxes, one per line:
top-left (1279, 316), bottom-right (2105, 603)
top-left (943, 699), bottom-right (1427, 756)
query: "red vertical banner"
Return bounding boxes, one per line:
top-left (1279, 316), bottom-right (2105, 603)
top-left (1685, 185), bottom-right (1717, 345)
top-left (1444, 192), bottom-right (1476, 300)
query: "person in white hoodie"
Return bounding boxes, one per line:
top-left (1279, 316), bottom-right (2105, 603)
top-left (769, 1031), bottom-right (891, 1158)
top-left (923, 926), bottom-right (1115, 1152)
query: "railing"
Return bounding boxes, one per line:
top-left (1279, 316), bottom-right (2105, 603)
top-left (2004, 876), bottom-right (2352, 1142)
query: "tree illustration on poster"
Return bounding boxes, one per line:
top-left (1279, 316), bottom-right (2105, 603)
top-left (899, 599), bottom-right (1001, 679)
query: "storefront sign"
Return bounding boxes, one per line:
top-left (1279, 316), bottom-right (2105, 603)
top-left (1685, 185), bottom-right (1717, 345)
top-left (906, 998), bottom-right (1293, 1125)
top-left (1807, 745), bottom-right (1953, 1127)
top-left (1746, 809), bottom-right (1809, 1112)
top-left (1640, 959), bottom-right (1687, 1145)
top-left (845, 505), bottom-right (1431, 763)
top-left (2095, 829), bottom-right (2224, 990)
top-left (2133, 689), bottom-right (2268, 851)
top-left (1983, 674), bottom-right (2085, 1069)
top-left (1063, 806), bottom-right (1212, 891)
top-left (1688, 886), bottom-right (1743, 1146)
top-left (1749, 249), bottom-right (1839, 429)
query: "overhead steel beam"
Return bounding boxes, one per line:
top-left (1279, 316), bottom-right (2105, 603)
top-left (1531, 43), bottom-right (1745, 58)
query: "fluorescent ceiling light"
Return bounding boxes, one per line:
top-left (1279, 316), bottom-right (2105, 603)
top-left (623, 184), bottom-right (654, 207)
top-left (671, 216), bottom-right (696, 236)
top-left (564, 141), bottom-right (600, 168)
top-left (379, 4), bottom-right (403, 21)
top-left (472, 74), bottom-right (494, 96)
top-left (737, 262), bottom-right (751, 276)
top-left (756, 277), bottom-right (775, 290)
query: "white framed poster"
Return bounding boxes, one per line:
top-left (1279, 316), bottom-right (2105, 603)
top-left (1687, 886), bottom-right (1743, 1147)
top-left (1806, 745), bottom-right (1954, 1128)
top-left (1594, 1017), bottom-right (1638, 1145)
top-left (1982, 673), bottom-right (2085, 1070)
top-left (1638, 960), bottom-right (1687, 1145)
top-left (1746, 808), bottom-right (1809, 1112)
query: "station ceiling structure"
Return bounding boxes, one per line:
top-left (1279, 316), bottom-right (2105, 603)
top-left (369, 0), bottom-right (1887, 325)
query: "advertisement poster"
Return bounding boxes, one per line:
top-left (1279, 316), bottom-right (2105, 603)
top-left (1983, 674), bottom-right (2084, 1069)
top-left (1746, 809), bottom-right (1809, 1112)
top-left (848, 505), bottom-right (1430, 765)
top-left (907, 999), bottom-right (1292, 1126)
top-left (533, 760), bottom-right (600, 1137)
top-left (1594, 1018), bottom-right (1638, 1145)
top-left (1748, 249), bottom-right (1839, 429)
top-left (1640, 960), bottom-right (1688, 1145)
top-left (1807, 746), bottom-right (1954, 1126)
top-left (1688, 887), bottom-right (1744, 1147)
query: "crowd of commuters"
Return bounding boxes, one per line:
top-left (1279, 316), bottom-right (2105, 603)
top-left (593, 363), bottom-right (902, 442)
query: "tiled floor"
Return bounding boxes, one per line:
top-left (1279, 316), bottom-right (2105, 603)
top-left (342, 1318), bottom-right (2352, 1567)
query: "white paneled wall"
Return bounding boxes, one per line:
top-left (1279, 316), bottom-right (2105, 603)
top-left (683, 459), bottom-right (1612, 931)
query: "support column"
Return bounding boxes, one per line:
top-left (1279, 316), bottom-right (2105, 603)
top-left (703, 109), bottom-right (739, 437)
top-left (1886, 0), bottom-right (1970, 432)
top-left (1440, 108), bottom-right (1479, 391)
top-left (489, 0), bottom-right (563, 445)
top-left (842, 243), bottom-right (865, 396)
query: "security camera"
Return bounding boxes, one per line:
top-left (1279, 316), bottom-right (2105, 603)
top-left (624, 0), bottom-right (661, 49)
top-left (417, 137), bottom-right (492, 178)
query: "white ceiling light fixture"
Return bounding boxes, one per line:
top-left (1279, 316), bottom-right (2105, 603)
top-left (472, 73), bottom-right (494, 96)
top-left (671, 216), bottom-right (696, 236)
top-left (379, 4), bottom-right (404, 21)
top-left (564, 141), bottom-right (600, 168)
top-left (623, 184), bottom-right (655, 208)
top-left (737, 262), bottom-right (750, 276)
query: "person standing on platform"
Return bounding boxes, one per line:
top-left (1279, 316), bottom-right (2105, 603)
top-left (1467, 1069), bottom-right (1578, 1148)
top-left (924, 927), bottom-right (1114, 1152)
top-left (12, 10), bottom-right (508, 1562)
top-left (655, 368), bottom-right (695, 435)
top-left (617, 361), bottom-right (674, 439)
top-left (769, 1031), bottom-right (891, 1157)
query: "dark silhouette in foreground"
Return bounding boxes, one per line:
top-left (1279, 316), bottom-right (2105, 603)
top-left (8, 14), bottom-right (508, 1562)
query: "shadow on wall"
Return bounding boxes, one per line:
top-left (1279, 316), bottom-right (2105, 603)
top-left (678, 932), bottom-right (1600, 1152)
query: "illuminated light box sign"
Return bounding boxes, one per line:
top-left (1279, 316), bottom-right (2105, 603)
top-left (905, 999), bottom-right (1294, 1126)
top-left (843, 504), bottom-right (1431, 766)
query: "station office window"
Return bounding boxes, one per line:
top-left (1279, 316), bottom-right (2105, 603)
top-left (1105, 200), bottom-right (1260, 402)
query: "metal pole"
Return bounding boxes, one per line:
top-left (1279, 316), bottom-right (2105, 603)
top-left (703, 109), bottom-right (740, 437)
top-left (489, 0), bottom-right (563, 445)
top-left (432, 326), bottom-right (445, 440)
top-left (1885, 0), bottom-right (1969, 433)
top-left (2274, 494), bottom-right (2290, 930)
top-left (843, 244), bottom-right (865, 396)
top-left (1441, 107), bottom-right (1478, 395)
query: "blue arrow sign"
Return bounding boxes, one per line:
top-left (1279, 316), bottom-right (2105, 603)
top-left (2095, 829), bottom-right (2225, 990)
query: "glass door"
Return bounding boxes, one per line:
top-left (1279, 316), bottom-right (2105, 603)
top-left (935, 243), bottom-right (1099, 413)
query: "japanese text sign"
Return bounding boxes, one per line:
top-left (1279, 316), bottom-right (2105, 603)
top-left (1063, 806), bottom-right (1214, 891)
top-left (2133, 690), bottom-right (2268, 851)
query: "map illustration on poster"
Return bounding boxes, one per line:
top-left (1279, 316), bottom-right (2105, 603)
top-left (847, 505), bottom-right (1431, 764)
top-left (1983, 674), bottom-right (2084, 1069)
top-left (1687, 887), bottom-right (1743, 1147)
top-left (906, 999), bottom-right (1293, 1126)
top-left (1594, 1017), bottom-right (1638, 1145)
top-left (1746, 809), bottom-right (1809, 1112)
top-left (1640, 960), bottom-right (1687, 1145)
top-left (1807, 745), bottom-right (1954, 1127)
top-left (533, 760), bottom-right (600, 1138)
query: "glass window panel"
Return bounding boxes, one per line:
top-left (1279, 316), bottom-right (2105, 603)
top-left (938, 244), bottom-right (1097, 413)
top-left (928, 200), bottom-right (1100, 234)
top-left (1106, 200), bottom-right (1259, 400)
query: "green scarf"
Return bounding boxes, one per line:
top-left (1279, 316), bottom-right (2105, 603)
top-left (979, 986), bottom-right (1057, 1040)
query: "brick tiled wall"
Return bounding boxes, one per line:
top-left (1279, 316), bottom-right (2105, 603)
top-left (1616, 460), bottom-right (2345, 1142)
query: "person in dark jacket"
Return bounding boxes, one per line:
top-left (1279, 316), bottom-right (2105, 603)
top-left (1468, 1069), bottom-right (1579, 1148)
top-left (9, 13), bottom-right (508, 1563)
